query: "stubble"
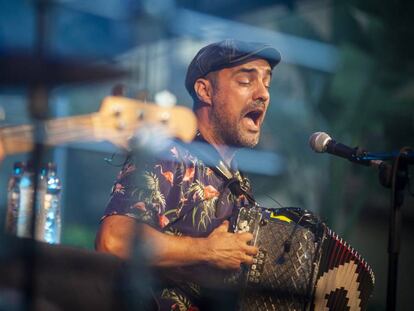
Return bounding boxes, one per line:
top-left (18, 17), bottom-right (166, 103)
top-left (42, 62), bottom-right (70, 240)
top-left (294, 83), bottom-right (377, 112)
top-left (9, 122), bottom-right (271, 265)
top-left (210, 103), bottom-right (260, 148)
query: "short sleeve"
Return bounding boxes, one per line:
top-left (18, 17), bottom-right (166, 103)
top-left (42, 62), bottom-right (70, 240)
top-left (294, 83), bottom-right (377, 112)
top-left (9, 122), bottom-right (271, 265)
top-left (101, 145), bottom-right (187, 230)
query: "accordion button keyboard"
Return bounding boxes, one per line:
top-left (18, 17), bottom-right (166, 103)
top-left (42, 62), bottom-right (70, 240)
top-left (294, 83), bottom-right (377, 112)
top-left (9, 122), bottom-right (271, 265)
top-left (247, 249), bottom-right (267, 284)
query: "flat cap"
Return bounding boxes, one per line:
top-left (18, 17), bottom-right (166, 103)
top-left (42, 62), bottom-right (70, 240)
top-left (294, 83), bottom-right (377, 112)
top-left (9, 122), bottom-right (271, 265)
top-left (185, 39), bottom-right (281, 97)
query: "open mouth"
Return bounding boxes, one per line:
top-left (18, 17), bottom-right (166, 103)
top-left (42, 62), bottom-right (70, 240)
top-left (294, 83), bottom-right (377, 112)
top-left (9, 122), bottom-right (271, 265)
top-left (243, 108), bottom-right (264, 128)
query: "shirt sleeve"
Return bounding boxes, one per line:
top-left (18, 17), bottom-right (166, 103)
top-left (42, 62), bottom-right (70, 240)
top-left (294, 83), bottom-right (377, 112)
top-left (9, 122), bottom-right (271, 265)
top-left (101, 146), bottom-right (186, 230)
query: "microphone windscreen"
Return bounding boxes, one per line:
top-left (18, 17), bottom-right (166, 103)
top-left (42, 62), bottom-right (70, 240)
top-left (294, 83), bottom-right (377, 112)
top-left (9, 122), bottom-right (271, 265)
top-left (309, 132), bottom-right (332, 153)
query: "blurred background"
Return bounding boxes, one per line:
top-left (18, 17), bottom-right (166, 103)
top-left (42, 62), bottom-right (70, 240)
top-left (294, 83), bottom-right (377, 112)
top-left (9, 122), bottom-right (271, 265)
top-left (0, 0), bottom-right (413, 310)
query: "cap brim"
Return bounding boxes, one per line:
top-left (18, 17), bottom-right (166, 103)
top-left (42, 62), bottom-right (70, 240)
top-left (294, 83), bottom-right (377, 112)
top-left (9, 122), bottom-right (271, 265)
top-left (230, 45), bottom-right (281, 69)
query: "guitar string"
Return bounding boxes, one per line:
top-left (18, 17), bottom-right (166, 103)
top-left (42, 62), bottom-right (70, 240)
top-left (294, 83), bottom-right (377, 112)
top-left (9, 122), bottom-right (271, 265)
top-left (0, 118), bottom-right (136, 153)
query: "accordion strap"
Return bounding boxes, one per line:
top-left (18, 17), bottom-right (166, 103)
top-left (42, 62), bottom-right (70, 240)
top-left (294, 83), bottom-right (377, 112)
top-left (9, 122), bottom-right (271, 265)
top-left (211, 160), bottom-right (257, 206)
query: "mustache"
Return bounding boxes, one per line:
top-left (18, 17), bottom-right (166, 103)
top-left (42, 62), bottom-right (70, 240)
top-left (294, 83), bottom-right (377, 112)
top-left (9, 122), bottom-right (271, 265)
top-left (241, 100), bottom-right (266, 115)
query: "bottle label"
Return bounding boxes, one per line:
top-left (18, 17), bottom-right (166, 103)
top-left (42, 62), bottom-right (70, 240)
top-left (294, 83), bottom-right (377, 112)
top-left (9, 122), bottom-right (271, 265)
top-left (17, 187), bottom-right (46, 239)
top-left (36, 193), bottom-right (61, 244)
top-left (5, 192), bottom-right (19, 234)
top-left (17, 188), bottom-right (34, 238)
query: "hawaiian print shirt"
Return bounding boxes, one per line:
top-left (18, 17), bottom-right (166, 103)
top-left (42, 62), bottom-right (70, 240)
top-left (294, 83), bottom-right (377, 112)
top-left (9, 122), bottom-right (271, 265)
top-left (102, 135), bottom-right (253, 311)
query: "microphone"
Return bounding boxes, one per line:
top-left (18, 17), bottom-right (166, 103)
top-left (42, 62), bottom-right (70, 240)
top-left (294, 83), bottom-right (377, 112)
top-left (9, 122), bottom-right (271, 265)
top-left (309, 132), bottom-right (382, 167)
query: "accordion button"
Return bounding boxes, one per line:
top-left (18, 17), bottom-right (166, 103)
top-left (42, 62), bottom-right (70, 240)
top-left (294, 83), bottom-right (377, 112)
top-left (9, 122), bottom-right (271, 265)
top-left (252, 264), bottom-right (257, 270)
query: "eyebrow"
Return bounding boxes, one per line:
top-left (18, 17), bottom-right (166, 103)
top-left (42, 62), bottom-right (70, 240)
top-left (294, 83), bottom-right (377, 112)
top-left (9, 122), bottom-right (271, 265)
top-left (232, 67), bottom-right (272, 78)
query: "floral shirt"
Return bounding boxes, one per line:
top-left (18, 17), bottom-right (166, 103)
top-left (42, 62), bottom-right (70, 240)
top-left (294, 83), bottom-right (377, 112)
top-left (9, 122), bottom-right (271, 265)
top-left (102, 135), bottom-right (253, 311)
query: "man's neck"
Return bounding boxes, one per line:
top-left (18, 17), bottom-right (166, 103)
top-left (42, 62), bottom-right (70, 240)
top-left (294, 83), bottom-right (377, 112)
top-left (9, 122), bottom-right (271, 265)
top-left (197, 126), bottom-right (236, 168)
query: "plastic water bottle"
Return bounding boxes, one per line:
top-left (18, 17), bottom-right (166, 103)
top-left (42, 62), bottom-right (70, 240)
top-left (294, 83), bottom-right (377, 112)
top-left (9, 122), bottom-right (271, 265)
top-left (16, 162), bottom-right (38, 238)
top-left (36, 162), bottom-right (62, 244)
top-left (5, 162), bottom-right (25, 235)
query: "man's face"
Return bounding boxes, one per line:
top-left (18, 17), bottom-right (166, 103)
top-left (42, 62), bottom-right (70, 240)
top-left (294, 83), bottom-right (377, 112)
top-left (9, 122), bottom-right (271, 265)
top-left (209, 58), bottom-right (272, 148)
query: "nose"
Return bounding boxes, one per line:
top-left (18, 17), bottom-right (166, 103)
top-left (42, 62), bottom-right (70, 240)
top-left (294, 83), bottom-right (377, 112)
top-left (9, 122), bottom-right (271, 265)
top-left (253, 81), bottom-right (269, 103)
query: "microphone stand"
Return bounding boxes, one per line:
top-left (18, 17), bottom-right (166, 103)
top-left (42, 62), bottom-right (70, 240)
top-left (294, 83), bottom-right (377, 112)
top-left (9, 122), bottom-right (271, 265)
top-left (362, 148), bottom-right (413, 311)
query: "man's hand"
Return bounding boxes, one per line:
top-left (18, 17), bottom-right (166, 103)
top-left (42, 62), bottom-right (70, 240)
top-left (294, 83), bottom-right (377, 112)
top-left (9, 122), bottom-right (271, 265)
top-left (205, 220), bottom-right (258, 270)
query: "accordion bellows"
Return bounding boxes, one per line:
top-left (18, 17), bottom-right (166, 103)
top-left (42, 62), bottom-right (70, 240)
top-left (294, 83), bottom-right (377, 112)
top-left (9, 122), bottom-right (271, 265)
top-left (230, 207), bottom-right (375, 311)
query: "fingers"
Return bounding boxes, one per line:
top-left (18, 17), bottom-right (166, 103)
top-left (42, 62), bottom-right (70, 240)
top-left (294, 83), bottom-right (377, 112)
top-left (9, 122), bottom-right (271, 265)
top-left (241, 253), bottom-right (255, 265)
top-left (243, 244), bottom-right (259, 256)
top-left (235, 232), bottom-right (258, 255)
top-left (237, 232), bottom-right (254, 242)
top-left (226, 253), bottom-right (255, 269)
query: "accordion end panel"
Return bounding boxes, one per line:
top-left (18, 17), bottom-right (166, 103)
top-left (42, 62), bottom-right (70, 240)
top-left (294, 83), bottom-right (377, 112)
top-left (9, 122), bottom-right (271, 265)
top-left (311, 229), bottom-right (375, 311)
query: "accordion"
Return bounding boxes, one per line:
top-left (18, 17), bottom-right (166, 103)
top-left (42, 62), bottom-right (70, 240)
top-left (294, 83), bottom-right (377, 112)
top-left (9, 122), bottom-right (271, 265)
top-left (227, 206), bottom-right (375, 311)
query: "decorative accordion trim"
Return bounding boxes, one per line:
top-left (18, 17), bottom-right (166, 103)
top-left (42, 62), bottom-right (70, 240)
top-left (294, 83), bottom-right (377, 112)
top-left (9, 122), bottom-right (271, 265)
top-left (326, 227), bottom-right (375, 285)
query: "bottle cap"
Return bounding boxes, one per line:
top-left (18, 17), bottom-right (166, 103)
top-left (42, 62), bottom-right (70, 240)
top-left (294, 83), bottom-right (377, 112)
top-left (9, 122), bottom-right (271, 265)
top-left (46, 162), bottom-right (57, 172)
top-left (13, 161), bottom-right (26, 170)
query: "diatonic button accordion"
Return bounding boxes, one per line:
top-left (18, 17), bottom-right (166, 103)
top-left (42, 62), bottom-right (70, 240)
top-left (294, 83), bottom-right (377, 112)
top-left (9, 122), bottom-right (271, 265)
top-left (229, 206), bottom-right (375, 311)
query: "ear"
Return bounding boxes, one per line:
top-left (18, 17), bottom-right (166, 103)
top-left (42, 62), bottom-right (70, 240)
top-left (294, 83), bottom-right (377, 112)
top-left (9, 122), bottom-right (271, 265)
top-left (194, 78), bottom-right (213, 105)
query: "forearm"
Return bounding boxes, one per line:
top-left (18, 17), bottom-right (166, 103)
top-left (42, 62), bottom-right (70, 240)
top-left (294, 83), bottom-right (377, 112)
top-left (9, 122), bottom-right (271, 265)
top-left (141, 224), bottom-right (210, 267)
top-left (95, 215), bottom-right (210, 266)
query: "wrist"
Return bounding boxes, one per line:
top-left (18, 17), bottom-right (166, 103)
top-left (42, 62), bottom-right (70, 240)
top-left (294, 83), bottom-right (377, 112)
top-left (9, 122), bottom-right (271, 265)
top-left (191, 236), bottom-right (211, 264)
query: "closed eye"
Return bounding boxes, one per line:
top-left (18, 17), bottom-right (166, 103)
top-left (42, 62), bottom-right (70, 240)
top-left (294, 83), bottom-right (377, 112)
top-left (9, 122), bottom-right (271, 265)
top-left (238, 81), bottom-right (251, 86)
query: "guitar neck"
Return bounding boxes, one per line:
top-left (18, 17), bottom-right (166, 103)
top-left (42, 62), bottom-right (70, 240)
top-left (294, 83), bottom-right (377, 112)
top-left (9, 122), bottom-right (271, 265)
top-left (0, 114), bottom-right (100, 156)
top-left (0, 96), bottom-right (198, 157)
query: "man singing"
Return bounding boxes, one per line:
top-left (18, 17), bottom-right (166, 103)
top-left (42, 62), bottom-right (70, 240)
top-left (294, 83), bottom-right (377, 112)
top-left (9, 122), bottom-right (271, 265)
top-left (96, 39), bottom-right (281, 310)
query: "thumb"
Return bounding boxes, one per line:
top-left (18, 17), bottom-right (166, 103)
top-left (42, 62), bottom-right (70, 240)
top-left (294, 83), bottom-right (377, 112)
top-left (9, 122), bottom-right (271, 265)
top-left (216, 220), bottom-right (229, 232)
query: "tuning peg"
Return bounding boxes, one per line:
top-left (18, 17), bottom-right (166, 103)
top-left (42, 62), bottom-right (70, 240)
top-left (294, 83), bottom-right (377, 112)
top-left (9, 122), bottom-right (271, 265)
top-left (154, 90), bottom-right (177, 108)
top-left (111, 84), bottom-right (126, 96)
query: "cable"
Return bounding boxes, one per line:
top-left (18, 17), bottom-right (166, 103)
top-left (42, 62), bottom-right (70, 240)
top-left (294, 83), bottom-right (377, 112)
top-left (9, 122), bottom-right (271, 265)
top-left (264, 193), bottom-right (284, 209)
top-left (104, 152), bottom-right (129, 167)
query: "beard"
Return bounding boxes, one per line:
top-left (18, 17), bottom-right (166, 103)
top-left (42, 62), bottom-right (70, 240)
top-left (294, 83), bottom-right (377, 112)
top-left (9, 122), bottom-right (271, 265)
top-left (210, 104), bottom-right (260, 148)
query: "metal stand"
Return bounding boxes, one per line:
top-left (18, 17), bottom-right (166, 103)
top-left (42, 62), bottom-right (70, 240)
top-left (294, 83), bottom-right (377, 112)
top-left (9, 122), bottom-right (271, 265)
top-left (385, 149), bottom-right (411, 311)
top-left (24, 2), bottom-right (50, 310)
top-left (370, 148), bottom-right (412, 311)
